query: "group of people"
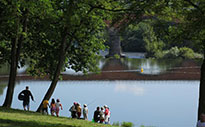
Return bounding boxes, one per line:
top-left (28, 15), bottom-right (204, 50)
top-left (17, 86), bottom-right (205, 126)
top-left (18, 86), bottom-right (63, 117)
top-left (69, 102), bottom-right (88, 120)
top-left (93, 105), bottom-right (111, 124)
top-left (18, 86), bottom-right (110, 124)
top-left (69, 102), bottom-right (111, 124)
top-left (42, 98), bottom-right (63, 117)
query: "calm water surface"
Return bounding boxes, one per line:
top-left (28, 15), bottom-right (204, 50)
top-left (0, 80), bottom-right (199, 127)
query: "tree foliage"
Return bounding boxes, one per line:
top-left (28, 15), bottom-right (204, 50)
top-left (151, 0), bottom-right (205, 53)
top-left (32, 0), bottom-right (121, 111)
top-left (0, 0), bottom-right (118, 108)
top-left (0, 0), bottom-right (48, 107)
top-left (24, 0), bottom-right (122, 78)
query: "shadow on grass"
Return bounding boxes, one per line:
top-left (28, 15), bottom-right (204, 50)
top-left (0, 119), bottom-right (79, 127)
top-left (0, 107), bottom-right (49, 117)
top-left (0, 107), bottom-right (35, 114)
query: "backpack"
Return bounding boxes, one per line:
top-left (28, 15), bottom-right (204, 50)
top-left (18, 93), bottom-right (24, 101)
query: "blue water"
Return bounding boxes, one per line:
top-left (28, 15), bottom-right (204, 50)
top-left (0, 80), bottom-right (199, 127)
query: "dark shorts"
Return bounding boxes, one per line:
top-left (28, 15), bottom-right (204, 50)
top-left (42, 107), bottom-right (48, 113)
top-left (23, 101), bottom-right (29, 107)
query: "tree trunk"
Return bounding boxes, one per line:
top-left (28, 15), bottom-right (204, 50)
top-left (2, 9), bottom-right (28, 108)
top-left (2, 38), bottom-right (18, 107)
top-left (106, 27), bottom-right (124, 58)
top-left (36, 0), bottom-right (75, 112)
top-left (36, 30), bottom-right (68, 112)
top-left (198, 58), bottom-right (205, 119)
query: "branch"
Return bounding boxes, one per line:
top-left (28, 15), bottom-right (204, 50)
top-left (65, 31), bottom-right (76, 51)
top-left (184, 0), bottom-right (204, 14)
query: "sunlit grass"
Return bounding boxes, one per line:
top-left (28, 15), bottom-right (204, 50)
top-left (0, 107), bottom-right (113, 127)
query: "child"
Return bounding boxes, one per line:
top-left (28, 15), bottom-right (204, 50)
top-left (76, 103), bottom-right (82, 119)
top-left (83, 104), bottom-right (88, 120)
top-left (50, 98), bottom-right (56, 116)
top-left (42, 99), bottom-right (49, 115)
top-left (55, 99), bottom-right (63, 117)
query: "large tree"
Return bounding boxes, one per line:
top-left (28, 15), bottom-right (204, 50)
top-left (25, 0), bottom-right (117, 112)
top-left (0, 0), bottom-right (58, 108)
top-left (0, 0), bottom-right (121, 110)
top-left (0, 0), bottom-right (34, 107)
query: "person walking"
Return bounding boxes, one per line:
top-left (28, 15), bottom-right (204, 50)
top-left (50, 98), bottom-right (56, 116)
top-left (18, 86), bottom-right (34, 111)
top-left (55, 99), bottom-right (63, 117)
top-left (83, 104), bottom-right (88, 120)
top-left (42, 99), bottom-right (49, 115)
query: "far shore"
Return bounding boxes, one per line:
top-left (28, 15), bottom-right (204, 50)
top-left (0, 68), bottom-right (200, 81)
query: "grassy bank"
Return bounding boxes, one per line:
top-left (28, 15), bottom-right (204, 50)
top-left (0, 107), bottom-right (113, 127)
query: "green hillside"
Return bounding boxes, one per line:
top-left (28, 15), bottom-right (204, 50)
top-left (0, 107), bottom-right (113, 127)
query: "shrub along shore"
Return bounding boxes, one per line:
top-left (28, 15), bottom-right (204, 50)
top-left (0, 107), bottom-right (114, 127)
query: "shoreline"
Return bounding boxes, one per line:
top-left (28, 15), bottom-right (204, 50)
top-left (0, 70), bottom-right (200, 81)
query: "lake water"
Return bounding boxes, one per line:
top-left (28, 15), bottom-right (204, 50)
top-left (0, 80), bottom-right (199, 127)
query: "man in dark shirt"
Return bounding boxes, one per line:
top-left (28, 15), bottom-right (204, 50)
top-left (19, 86), bottom-right (34, 111)
top-left (93, 107), bottom-right (100, 122)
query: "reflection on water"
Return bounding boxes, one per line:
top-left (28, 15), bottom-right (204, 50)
top-left (114, 84), bottom-right (144, 96)
top-left (0, 58), bottom-right (201, 77)
top-left (63, 58), bottom-right (200, 75)
top-left (99, 58), bottom-right (183, 74)
top-left (0, 80), bottom-right (199, 127)
top-left (102, 58), bottom-right (200, 75)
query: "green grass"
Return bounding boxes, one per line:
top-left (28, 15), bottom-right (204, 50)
top-left (0, 107), bottom-right (113, 127)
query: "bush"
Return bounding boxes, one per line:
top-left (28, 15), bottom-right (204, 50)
top-left (156, 47), bottom-right (179, 59)
top-left (161, 46), bottom-right (203, 59)
top-left (121, 122), bottom-right (134, 127)
top-left (193, 53), bottom-right (204, 59)
top-left (140, 125), bottom-right (155, 127)
top-left (112, 122), bottom-right (120, 126)
top-left (154, 50), bottom-right (166, 58)
top-left (167, 46), bottom-right (180, 57)
top-left (179, 47), bottom-right (195, 59)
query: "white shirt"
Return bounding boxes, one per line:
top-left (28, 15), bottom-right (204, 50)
top-left (56, 102), bottom-right (61, 109)
top-left (83, 107), bottom-right (88, 114)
